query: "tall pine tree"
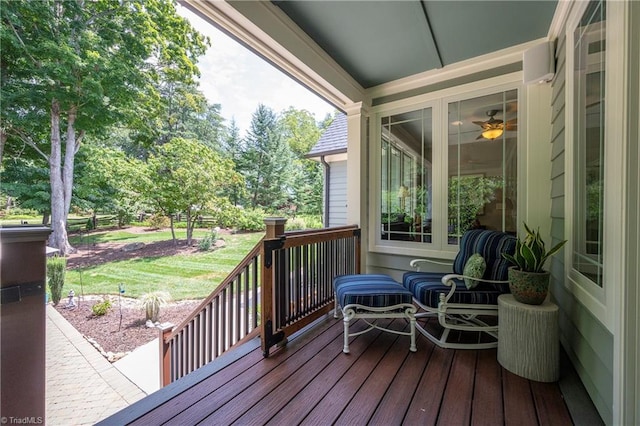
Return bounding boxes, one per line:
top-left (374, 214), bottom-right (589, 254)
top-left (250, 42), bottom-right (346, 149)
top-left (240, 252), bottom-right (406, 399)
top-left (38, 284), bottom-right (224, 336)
top-left (240, 105), bottom-right (294, 211)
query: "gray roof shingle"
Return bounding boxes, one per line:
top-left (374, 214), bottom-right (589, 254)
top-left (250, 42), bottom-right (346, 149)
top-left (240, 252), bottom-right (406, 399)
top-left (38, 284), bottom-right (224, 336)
top-left (306, 113), bottom-right (347, 158)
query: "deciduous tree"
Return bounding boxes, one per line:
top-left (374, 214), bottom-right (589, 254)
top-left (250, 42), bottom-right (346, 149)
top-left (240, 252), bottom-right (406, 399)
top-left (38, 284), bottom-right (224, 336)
top-left (0, 0), bottom-right (207, 253)
top-left (145, 138), bottom-right (240, 245)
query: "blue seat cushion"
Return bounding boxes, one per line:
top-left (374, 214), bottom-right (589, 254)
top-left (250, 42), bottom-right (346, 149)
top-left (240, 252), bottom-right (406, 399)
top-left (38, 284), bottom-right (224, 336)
top-left (403, 271), bottom-right (510, 308)
top-left (334, 274), bottom-right (413, 308)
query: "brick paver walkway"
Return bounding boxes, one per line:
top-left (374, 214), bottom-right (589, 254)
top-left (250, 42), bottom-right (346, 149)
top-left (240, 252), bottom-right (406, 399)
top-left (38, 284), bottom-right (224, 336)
top-left (46, 305), bottom-right (146, 425)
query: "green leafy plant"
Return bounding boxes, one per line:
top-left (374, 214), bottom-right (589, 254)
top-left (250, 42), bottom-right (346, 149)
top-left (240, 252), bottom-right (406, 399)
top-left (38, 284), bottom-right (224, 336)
top-left (140, 291), bottom-right (171, 322)
top-left (91, 299), bottom-right (112, 316)
top-left (503, 222), bottom-right (567, 273)
top-left (148, 214), bottom-right (169, 230)
top-left (47, 256), bottom-right (67, 306)
top-left (198, 227), bottom-right (220, 251)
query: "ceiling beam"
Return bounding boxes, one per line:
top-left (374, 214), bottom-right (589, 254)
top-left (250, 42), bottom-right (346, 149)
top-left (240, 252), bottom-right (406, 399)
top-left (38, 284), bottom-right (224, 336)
top-left (419, 0), bottom-right (443, 69)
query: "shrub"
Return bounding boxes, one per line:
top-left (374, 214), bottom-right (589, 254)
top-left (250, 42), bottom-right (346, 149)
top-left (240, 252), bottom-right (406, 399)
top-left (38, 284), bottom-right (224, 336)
top-left (235, 208), bottom-right (266, 231)
top-left (140, 291), bottom-right (171, 322)
top-left (210, 204), bottom-right (266, 232)
top-left (91, 299), bottom-right (111, 316)
top-left (198, 227), bottom-right (220, 251)
top-left (285, 217), bottom-right (307, 231)
top-left (297, 215), bottom-right (323, 230)
top-left (47, 256), bottom-right (67, 306)
top-left (148, 214), bottom-right (169, 229)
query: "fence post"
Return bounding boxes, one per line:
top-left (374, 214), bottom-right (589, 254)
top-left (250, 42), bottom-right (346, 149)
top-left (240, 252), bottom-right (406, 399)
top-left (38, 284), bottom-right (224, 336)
top-left (159, 323), bottom-right (174, 387)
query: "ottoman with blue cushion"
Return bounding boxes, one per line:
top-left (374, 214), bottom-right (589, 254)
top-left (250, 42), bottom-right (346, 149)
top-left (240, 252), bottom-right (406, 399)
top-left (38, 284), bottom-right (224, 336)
top-left (333, 274), bottom-right (416, 353)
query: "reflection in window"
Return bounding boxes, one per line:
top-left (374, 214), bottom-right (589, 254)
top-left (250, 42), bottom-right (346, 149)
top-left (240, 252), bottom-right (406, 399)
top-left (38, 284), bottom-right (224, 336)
top-left (573, 0), bottom-right (605, 287)
top-left (381, 109), bottom-right (432, 242)
top-left (378, 88), bottom-right (518, 248)
top-left (447, 91), bottom-right (518, 245)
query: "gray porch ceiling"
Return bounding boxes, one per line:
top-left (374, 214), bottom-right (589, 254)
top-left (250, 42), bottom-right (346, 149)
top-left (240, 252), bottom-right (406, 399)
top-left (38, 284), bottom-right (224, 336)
top-left (272, 1), bottom-right (558, 89)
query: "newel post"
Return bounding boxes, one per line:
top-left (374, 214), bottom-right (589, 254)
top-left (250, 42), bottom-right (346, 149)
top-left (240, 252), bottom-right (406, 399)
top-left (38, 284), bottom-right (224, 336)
top-left (159, 323), bottom-right (174, 387)
top-left (264, 217), bottom-right (286, 239)
top-left (261, 217), bottom-right (286, 357)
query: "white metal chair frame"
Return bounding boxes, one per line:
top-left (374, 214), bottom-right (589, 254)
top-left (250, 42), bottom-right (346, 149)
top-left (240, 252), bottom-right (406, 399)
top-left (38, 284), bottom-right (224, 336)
top-left (334, 298), bottom-right (417, 354)
top-left (409, 258), bottom-right (510, 350)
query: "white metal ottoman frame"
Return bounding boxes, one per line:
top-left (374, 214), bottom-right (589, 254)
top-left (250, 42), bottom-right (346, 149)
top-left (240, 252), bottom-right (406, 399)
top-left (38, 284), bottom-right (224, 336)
top-left (334, 299), bottom-right (417, 354)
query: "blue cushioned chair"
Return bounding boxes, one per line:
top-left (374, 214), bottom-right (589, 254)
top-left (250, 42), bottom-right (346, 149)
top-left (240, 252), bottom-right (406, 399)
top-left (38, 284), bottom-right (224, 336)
top-left (403, 229), bottom-right (516, 349)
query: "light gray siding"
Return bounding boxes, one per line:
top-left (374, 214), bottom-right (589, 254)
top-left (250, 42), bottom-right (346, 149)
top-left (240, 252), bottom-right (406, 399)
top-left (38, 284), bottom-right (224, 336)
top-left (328, 160), bottom-right (348, 227)
top-left (549, 34), bottom-right (613, 424)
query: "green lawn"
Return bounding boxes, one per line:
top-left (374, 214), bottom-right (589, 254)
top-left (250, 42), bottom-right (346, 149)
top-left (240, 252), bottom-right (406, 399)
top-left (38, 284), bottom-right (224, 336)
top-left (65, 231), bottom-right (264, 300)
top-left (69, 228), bottom-right (214, 245)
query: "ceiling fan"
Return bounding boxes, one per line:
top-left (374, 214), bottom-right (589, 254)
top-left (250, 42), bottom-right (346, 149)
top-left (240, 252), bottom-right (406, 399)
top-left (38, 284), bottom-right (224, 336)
top-left (473, 109), bottom-right (517, 140)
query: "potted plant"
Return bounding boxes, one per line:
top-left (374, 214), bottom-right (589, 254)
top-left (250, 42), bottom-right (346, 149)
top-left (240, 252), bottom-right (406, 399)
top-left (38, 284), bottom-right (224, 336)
top-left (502, 223), bottom-right (567, 305)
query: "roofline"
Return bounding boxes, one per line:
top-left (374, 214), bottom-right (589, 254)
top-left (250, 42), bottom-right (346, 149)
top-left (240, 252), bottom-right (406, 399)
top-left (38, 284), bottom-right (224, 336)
top-left (305, 148), bottom-right (348, 160)
top-left (180, 0), bottom-right (367, 111)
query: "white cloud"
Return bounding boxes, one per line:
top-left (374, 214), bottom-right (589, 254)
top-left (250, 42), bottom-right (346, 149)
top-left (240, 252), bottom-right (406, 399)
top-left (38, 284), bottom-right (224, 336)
top-left (178, 6), bottom-right (336, 136)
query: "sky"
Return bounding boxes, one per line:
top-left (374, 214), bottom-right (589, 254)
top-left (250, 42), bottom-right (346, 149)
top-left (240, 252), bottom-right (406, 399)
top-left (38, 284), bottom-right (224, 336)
top-left (178, 6), bottom-right (336, 136)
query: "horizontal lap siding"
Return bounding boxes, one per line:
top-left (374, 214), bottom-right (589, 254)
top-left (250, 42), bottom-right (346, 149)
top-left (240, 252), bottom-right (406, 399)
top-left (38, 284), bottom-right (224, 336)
top-left (549, 33), bottom-right (613, 424)
top-left (328, 160), bottom-right (347, 227)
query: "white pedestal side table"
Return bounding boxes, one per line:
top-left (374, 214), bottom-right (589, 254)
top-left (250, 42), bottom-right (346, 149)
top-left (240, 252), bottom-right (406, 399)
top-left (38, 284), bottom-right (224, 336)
top-left (497, 294), bottom-right (559, 382)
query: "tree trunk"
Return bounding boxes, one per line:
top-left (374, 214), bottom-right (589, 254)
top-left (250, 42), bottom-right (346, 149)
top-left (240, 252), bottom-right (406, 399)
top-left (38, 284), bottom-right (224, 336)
top-left (48, 100), bottom-right (80, 255)
top-left (0, 129), bottom-right (6, 165)
top-left (169, 215), bottom-right (177, 245)
top-left (186, 211), bottom-right (193, 246)
top-left (42, 212), bottom-right (50, 225)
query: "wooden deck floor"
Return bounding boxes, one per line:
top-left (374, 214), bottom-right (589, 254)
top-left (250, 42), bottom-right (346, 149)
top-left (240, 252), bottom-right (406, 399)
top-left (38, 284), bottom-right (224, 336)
top-left (101, 316), bottom-right (575, 425)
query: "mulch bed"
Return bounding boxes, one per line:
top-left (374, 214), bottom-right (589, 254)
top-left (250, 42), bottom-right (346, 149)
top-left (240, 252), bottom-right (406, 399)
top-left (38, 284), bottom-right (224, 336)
top-left (67, 238), bottom-right (200, 270)
top-left (54, 297), bottom-right (202, 356)
top-left (56, 226), bottom-right (220, 359)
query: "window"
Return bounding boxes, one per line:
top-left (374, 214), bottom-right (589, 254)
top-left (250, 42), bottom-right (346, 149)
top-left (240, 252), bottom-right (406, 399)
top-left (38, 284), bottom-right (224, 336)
top-left (376, 87), bottom-right (519, 252)
top-left (380, 109), bottom-right (433, 243)
top-left (572, 0), bottom-right (605, 288)
top-left (447, 91), bottom-right (518, 246)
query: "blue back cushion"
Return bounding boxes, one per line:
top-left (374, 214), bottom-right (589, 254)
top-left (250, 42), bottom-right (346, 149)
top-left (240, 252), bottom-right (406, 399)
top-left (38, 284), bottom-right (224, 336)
top-left (452, 230), bottom-right (517, 281)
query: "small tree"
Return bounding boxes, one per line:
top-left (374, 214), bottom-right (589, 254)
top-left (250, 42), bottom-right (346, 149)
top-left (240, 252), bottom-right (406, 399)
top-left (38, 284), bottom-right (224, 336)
top-left (47, 256), bottom-right (66, 306)
top-left (145, 138), bottom-right (241, 245)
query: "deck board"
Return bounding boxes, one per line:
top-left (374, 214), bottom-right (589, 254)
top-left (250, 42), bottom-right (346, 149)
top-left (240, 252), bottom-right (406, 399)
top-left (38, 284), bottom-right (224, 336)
top-left (503, 369), bottom-right (539, 426)
top-left (530, 381), bottom-right (574, 426)
top-left (335, 322), bottom-right (411, 425)
top-left (437, 350), bottom-right (476, 425)
top-left (368, 342), bottom-right (434, 425)
top-left (301, 324), bottom-right (398, 425)
top-left (106, 315), bottom-right (576, 426)
top-left (471, 349), bottom-right (504, 426)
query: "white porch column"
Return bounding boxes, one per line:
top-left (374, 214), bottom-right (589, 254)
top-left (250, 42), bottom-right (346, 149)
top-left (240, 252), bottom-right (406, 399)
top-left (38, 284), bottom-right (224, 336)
top-left (523, 82), bottom-right (553, 239)
top-left (345, 102), bottom-right (369, 272)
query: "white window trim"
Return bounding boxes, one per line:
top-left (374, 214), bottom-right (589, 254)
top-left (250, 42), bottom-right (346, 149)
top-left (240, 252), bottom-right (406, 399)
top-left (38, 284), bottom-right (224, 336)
top-left (368, 73), bottom-right (524, 259)
top-left (564, 0), bottom-right (625, 331)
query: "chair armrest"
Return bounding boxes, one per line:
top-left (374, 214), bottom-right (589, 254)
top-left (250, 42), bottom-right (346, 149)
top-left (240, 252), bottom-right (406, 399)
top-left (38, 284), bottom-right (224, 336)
top-left (410, 258), bottom-right (454, 271)
top-left (440, 274), bottom-right (509, 286)
top-left (439, 274), bottom-right (509, 304)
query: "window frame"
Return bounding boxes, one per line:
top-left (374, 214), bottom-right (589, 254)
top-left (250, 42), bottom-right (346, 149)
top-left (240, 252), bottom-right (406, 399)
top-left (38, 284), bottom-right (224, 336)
top-left (369, 75), bottom-right (524, 259)
top-left (564, 0), bottom-right (624, 330)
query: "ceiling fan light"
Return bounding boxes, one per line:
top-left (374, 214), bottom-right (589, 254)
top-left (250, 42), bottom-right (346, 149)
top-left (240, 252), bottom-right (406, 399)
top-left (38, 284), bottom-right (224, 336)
top-left (481, 128), bottom-right (503, 140)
